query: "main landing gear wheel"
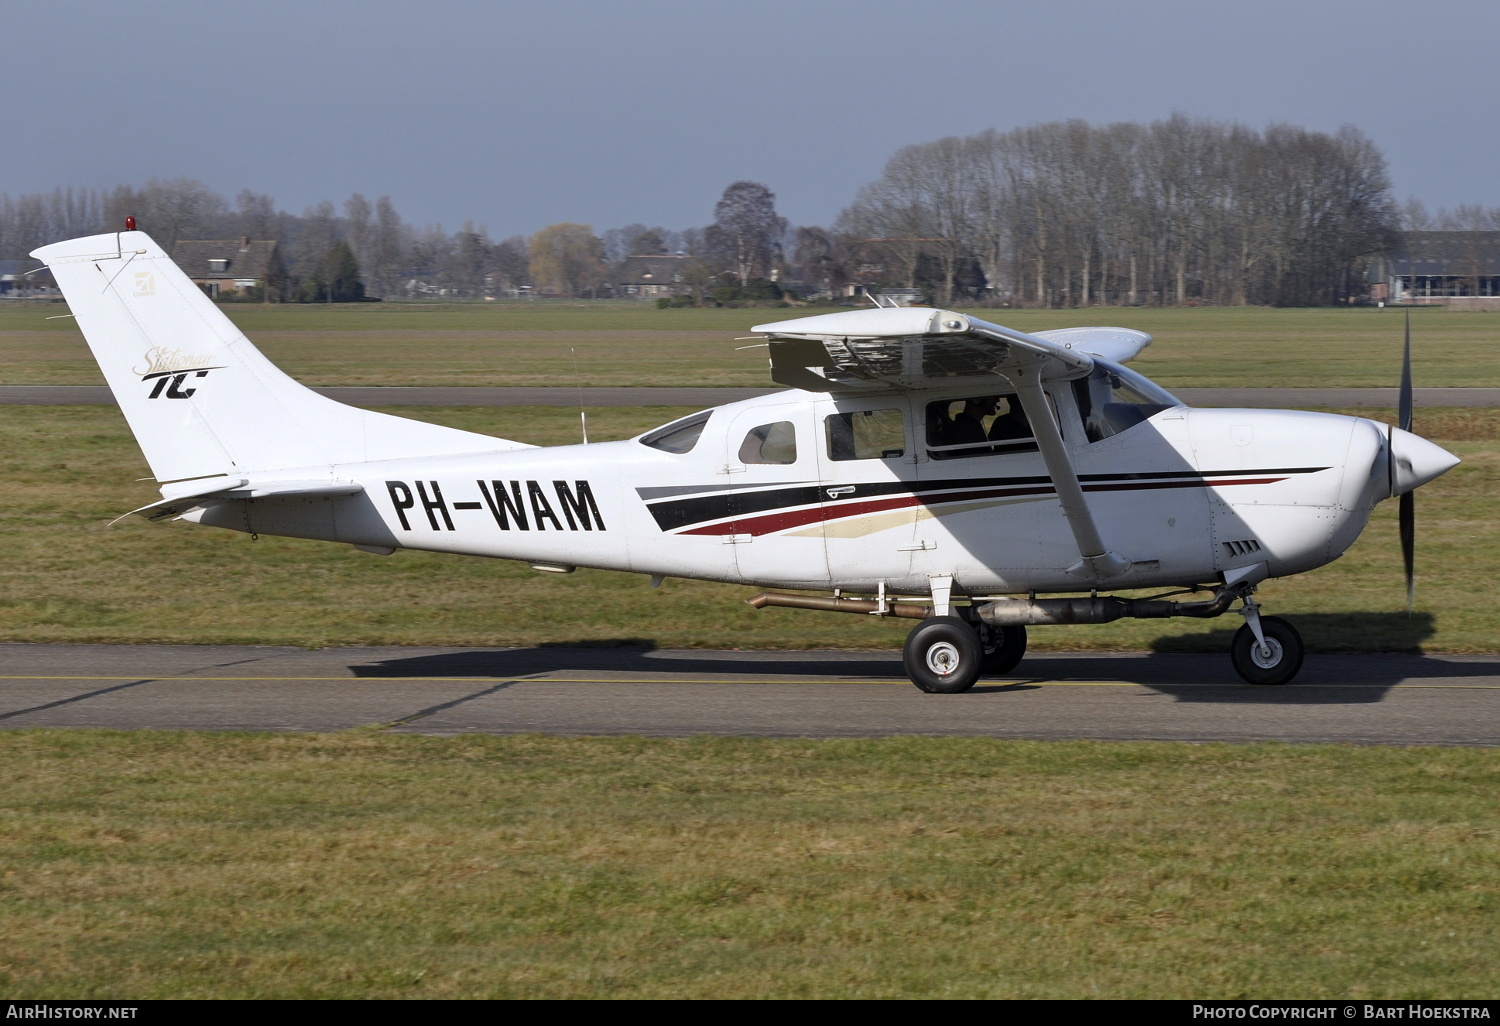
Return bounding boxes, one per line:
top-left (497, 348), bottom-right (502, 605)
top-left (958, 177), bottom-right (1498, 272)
top-left (1230, 616), bottom-right (1304, 685)
top-left (904, 616), bottom-right (983, 694)
top-left (976, 622), bottom-right (1028, 676)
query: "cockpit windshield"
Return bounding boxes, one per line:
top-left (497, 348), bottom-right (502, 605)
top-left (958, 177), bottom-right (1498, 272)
top-left (1072, 360), bottom-right (1182, 442)
top-left (639, 410), bottom-right (711, 454)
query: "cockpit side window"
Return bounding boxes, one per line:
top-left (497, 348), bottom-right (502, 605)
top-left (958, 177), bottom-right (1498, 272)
top-left (824, 408), bottom-right (905, 461)
top-left (639, 410), bottom-right (712, 454)
top-left (925, 394), bottom-right (1039, 460)
top-left (1072, 362), bottom-right (1181, 442)
top-left (737, 421), bottom-right (797, 465)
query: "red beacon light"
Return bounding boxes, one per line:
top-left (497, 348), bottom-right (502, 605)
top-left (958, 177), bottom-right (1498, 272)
top-left (124, 216), bottom-right (136, 231)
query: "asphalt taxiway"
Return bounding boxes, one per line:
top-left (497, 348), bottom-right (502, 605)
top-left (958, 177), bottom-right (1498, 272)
top-left (2, 644), bottom-right (1496, 746)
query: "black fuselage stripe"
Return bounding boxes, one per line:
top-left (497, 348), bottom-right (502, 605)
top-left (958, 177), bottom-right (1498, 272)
top-left (643, 467), bottom-right (1329, 532)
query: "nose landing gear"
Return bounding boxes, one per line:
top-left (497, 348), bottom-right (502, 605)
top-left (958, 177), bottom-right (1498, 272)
top-left (1229, 594), bottom-right (1304, 685)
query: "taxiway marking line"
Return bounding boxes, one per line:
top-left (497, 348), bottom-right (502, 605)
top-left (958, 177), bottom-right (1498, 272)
top-left (1, 675), bottom-right (1498, 689)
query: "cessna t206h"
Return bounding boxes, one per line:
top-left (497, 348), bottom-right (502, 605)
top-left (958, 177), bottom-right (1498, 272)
top-left (34, 228), bottom-right (1460, 693)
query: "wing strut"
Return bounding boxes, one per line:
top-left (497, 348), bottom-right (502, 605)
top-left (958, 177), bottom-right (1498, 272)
top-left (1010, 367), bottom-right (1130, 580)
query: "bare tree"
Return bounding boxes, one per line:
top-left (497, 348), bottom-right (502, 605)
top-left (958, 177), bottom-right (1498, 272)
top-left (235, 190), bottom-right (280, 240)
top-left (705, 181), bottom-right (787, 283)
top-left (490, 236), bottom-right (530, 292)
top-left (368, 196), bottom-right (407, 298)
top-left (445, 222), bottom-right (493, 297)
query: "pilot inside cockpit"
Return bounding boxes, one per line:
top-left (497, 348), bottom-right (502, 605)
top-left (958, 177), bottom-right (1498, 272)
top-left (986, 398), bottom-right (1031, 441)
top-left (939, 395), bottom-right (999, 448)
top-left (928, 394), bottom-right (1037, 459)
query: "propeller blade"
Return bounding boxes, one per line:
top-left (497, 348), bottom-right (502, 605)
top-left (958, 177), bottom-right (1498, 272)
top-left (1398, 309), bottom-right (1416, 612)
top-left (1400, 490), bottom-right (1415, 613)
top-left (1400, 307), bottom-right (1413, 433)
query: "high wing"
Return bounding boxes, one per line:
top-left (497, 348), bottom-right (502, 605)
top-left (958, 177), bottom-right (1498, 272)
top-left (751, 308), bottom-right (1156, 580)
top-left (752, 308), bottom-right (1149, 393)
top-left (1030, 326), bottom-right (1152, 365)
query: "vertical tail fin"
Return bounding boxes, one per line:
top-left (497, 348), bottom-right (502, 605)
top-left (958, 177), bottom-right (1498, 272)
top-left (31, 230), bottom-right (526, 484)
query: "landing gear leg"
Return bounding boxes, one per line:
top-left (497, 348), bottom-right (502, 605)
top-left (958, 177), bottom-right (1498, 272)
top-left (903, 616), bottom-right (983, 694)
top-left (1230, 593), bottom-right (1304, 685)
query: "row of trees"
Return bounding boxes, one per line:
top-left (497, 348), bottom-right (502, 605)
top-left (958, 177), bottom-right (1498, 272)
top-left (2, 117), bottom-right (1485, 306)
top-left (833, 116), bottom-right (1400, 307)
top-left (0, 180), bottom-right (528, 301)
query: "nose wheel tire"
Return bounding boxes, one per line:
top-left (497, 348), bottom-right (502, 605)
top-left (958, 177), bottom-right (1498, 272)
top-left (1230, 616), bottom-right (1304, 685)
top-left (904, 616), bottom-right (983, 694)
top-left (976, 622), bottom-right (1028, 676)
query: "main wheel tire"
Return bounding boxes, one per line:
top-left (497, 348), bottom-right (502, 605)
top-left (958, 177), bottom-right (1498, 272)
top-left (976, 622), bottom-right (1028, 676)
top-left (1230, 616), bottom-right (1304, 685)
top-left (904, 616), bottom-right (984, 694)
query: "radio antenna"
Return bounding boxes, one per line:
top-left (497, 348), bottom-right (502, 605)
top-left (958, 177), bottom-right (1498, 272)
top-left (571, 347), bottom-right (588, 444)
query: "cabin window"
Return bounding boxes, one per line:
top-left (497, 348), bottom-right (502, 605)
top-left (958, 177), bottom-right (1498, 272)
top-left (825, 408), bottom-right (904, 461)
top-left (1072, 361), bottom-right (1181, 442)
top-left (925, 393), bottom-right (1039, 460)
top-left (737, 421), bottom-right (797, 465)
top-left (639, 409), bottom-right (711, 454)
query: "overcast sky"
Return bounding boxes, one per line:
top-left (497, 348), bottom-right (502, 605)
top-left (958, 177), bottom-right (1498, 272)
top-left (5, 0), bottom-right (1495, 238)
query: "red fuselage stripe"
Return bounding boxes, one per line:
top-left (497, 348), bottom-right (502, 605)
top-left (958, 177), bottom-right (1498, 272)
top-left (677, 476), bottom-right (1288, 537)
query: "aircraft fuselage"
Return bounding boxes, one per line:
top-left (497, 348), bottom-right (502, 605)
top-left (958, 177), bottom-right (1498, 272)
top-left (187, 386), bottom-right (1390, 597)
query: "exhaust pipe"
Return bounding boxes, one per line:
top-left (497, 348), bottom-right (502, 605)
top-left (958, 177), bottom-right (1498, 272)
top-left (974, 589), bottom-right (1239, 626)
top-left (749, 587), bottom-right (1241, 625)
top-left (747, 592), bottom-right (931, 620)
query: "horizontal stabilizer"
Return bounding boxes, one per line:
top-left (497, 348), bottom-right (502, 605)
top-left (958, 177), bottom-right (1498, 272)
top-left (117, 477), bottom-right (366, 523)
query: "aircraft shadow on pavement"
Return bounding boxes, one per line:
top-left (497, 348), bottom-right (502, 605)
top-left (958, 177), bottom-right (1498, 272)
top-left (347, 616), bottom-right (1495, 707)
top-left (1149, 611), bottom-right (1436, 656)
top-left (1133, 610), bottom-right (1450, 704)
top-left (348, 641), bottom-right (908, 682)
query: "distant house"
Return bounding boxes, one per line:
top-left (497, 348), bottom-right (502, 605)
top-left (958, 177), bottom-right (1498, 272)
top-left (1370, 232), bottom-right (1500, 308)
top-left (615, 254), bottom-right (689, 298)
top-left (170, 238), bottom-right (286, 299)
top-left (0, 260), bottom-right (55, 298)
top-left (876, 287), bottom-right (924, 307)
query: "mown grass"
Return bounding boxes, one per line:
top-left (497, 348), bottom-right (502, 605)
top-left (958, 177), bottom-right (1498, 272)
top-left (0, 404), bottom-right (1494, 652)
top-left (3, 303), bottom-right (1498, 387)
top-left (0, 731), bottom-right (1494, 998)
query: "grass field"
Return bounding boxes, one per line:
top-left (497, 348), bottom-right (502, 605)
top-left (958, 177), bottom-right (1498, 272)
top-left (2, 303), bottom-right (1497, 388)
top-left (0, 731), bottom-right (1494, 998)
top-left (2, 313), bottom-right (1496, 1000)
top-left (0, 404), bottom-right (1493, 653)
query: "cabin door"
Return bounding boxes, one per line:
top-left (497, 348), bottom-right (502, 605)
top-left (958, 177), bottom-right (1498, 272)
top-left (812, 396), bottom-right (920, 590)
top-left (719, 402), bottom-right (829, 588)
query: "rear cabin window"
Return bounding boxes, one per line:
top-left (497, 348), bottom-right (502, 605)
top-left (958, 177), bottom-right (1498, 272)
top-left (1071, 362), bottom-right (1181, 442)
top-left (639, 410), bottom-right (711, 454)
top-left (925, 394), bottom-right (1039, 460)
top-left (737, 421), bottom-right (797, 465)
top-left (825, 408), bottom-right (905, 461)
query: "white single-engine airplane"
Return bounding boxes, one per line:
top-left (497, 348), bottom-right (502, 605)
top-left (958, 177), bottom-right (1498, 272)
top-left (34, 227), bottom-right (1460, 692)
